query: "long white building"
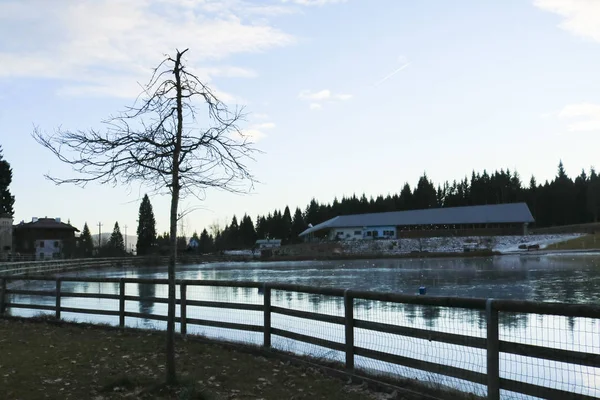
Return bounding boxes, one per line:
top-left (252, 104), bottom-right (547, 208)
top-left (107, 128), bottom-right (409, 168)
top-left (299, 203), bottom-right (535, 241)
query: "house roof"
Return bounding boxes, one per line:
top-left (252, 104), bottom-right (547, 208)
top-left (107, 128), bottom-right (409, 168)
top-left (299, 203), bottom-right (534, 236)
top-left (14, 218), bottom-right (79, 232)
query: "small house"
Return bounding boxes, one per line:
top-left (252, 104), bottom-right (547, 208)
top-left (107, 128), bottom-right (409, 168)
top-left (255, 239), bottom-right (282, 250)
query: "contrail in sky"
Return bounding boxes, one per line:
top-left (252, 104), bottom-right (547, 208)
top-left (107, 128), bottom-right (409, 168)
top-left (374, 62), bottom-right (411, 87)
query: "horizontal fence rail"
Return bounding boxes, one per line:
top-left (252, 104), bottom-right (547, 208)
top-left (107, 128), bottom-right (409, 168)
top-left (0, 276), bottom-right (599, 400)
top-left (0, 255), bottom-right (220, 276)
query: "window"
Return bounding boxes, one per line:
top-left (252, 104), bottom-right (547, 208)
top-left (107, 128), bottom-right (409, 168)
top-left (54, 241), bottom-right (59, 248)
top-left (354, 231), bottom-right (361, 235)
top-left (366, 231), bottom-right (372, 236)
top-left (39, 241), bottom-right (45, 248)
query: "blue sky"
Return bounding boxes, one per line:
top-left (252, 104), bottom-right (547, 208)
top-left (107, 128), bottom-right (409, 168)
top-left (1, 0), bottom-right (600, 237)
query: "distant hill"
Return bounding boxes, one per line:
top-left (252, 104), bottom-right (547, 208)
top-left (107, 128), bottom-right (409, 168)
top-left (91, 233), bottom-right (137, 251)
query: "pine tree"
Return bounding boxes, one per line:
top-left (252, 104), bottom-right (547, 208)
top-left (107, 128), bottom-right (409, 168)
top-left (136, 194), bottom-right (157, 255)
top-left (80, 223), bottom-right (94, 257)
top-left (291, 207), bottom-right (307, 243)
top-left (239, 214), bottom-right (256, 247)
top-left (229, 215), bottom-right (239, 248)
top-left (199, 229), bottom-right (213, 253)
top-left (588, 168), bottom-right (600, 222)
top-left (282, 206), bottom-right (292, 244)
top-left (398, 183), bottom-right (413, 210)
top-left (413, 173), bottom-right (438, 209)
top-left (107, 222), bottom-right (125, 256)
top-left (0, 146), bottom-right (15, 216)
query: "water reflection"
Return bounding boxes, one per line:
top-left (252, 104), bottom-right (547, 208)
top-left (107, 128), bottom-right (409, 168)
top-left (137, 283), bottom-right (155, 315)
top-left (6, 254), bottom-right (600, 398)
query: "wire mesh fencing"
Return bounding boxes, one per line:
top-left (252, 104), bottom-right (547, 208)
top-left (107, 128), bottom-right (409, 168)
top-left (498, 311), bottom-right (600, 399)
top-left (270, 289), bottom-right (346, 364)
top-left (353, 300), bottom-right (487, 397)
top-left (2, 276), bottom-right (600, 400)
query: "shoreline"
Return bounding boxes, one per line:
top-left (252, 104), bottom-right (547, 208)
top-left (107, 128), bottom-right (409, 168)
top-left (179, 250), bottom-right (499, 264)
top-left (181, 248), bottom-right (600, 265)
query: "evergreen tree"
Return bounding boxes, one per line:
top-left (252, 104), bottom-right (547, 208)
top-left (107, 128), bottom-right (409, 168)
top-left (552, 161), bottom-right (575, 226)
top-left (588, 169), bottom-right (600, 222)
top-left (282, 206), bottom-right (293, 244)
top-left (229, 215), bottom-right (239, 247)
top-left (239, 214), bottom-right (256, 247)
top-left (256, 215), bottom-right (268, 239)
top-left (107, 222), bottom-right (125, 256)
top-left (79, 222), bottom-right (94, 258)
top-left (136, 194), bottom-right (157, 255)
top-left (199, 229), bottom-right (213, 253)
top-left (291, 207), bottom-right (307, 243)
top-left (0, 146), bottom-right (15, 216)
top-left (398, 183), bottom-right (413, 210)
top-left (413, 173), bottom-right (438, 209)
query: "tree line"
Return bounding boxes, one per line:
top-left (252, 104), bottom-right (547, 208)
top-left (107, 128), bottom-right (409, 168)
top-left (74, 161), bottom-right (600, 255)
top-left (191, 161), bottom-right (600, 252)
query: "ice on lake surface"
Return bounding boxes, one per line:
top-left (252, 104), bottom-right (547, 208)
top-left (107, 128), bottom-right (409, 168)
top-left (7, 254), bottom-right (600, 399)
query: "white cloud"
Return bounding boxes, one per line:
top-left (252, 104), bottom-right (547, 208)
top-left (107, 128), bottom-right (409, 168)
top-left (298, 89), bottom-right (352, 109)
top-left (558, 103), bottom-right (600, 132)
top-left (252, 113), bottom-right (270, 120)
top-left (241, 121), bottom-right (276, 141)
top-left (298, 89), bottom-right (352, 101)
top-left (533, 0), bottom-right (600, 43)
top-left (0, 0), bottom-right (295, 98)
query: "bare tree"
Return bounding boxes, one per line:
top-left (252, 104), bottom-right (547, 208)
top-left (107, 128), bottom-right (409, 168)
top-left (33, 48), bottom-right (256, 384)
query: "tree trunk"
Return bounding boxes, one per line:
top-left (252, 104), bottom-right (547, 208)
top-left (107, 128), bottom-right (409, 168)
top-left (166, 50), bottom-right (185, 385)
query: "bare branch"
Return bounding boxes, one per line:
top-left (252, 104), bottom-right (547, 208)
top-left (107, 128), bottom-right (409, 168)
top-left (32, 49), bottom-right (257, 199)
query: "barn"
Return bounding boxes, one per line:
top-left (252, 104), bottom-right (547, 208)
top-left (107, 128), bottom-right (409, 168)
top-left (299, 203), bottom-right (534, 241)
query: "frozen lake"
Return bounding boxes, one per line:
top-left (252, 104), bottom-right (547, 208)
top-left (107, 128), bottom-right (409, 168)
top-left (6, 253), bottom-right (600, 399)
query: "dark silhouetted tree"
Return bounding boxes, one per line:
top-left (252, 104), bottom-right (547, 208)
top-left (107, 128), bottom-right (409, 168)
top-left (199, 228), bottom-right (213, 253)
top-left (136, 194), bottom-right (157, 255)
top-left (79, 223), bottom-right (94, 258)
top-left (290, 207), bottom-right (306, 243)
top-left (32, 49), bottom-right (257, 384)
top-left (106, 222), bottom-right (125, 256)
top-left (0, 146), bottom-right (15, 216)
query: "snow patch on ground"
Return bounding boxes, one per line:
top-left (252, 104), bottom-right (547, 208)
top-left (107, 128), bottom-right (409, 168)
top-left (340, 234), bottom-right (583, 255)
top-left (223, 250), bottom-right (254, 256)
top-left (493, 234), bottom-right (582, 253)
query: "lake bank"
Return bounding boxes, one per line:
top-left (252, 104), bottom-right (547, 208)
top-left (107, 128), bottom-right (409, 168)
top-left (201, 234), bottom-right (587, 263)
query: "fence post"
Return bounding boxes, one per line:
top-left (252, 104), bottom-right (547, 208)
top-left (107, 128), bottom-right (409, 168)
top-left (55, 279), bottom-right (62, 320)
top-left (263, 283), bottom-right (271, 349)
top-left (344, 289), bottom-right (355, 371)
top-left (0, 278), bottom-right (6, 317)
top-left (486, 299), bottom-right (500, 400)
top-left (119, 278), bottom-right (125, 328)
top-left (180, 282), bottom-right (187, 336)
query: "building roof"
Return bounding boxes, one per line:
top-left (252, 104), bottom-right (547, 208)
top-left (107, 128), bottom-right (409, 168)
top-left (299, 203), bottom-right (534, 236)
top-left (14, 218), bottom-right (79, 232)
top-left (255, 239), bottom-right (281, 244)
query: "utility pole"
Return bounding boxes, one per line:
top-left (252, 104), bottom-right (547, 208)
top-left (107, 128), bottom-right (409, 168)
top-left (124, 225), bottom-right (128, 253)
top-left (97, 222), bottom-right (103, 247)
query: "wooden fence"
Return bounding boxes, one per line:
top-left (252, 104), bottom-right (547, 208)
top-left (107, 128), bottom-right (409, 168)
top-left (1, 276), bottom-right (599, 400)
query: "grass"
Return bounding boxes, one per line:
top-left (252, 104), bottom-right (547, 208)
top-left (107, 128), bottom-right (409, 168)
top-left (544, 234), bottom-right (600, 251)
top-left (0, 317), bottom-right (421, 400)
